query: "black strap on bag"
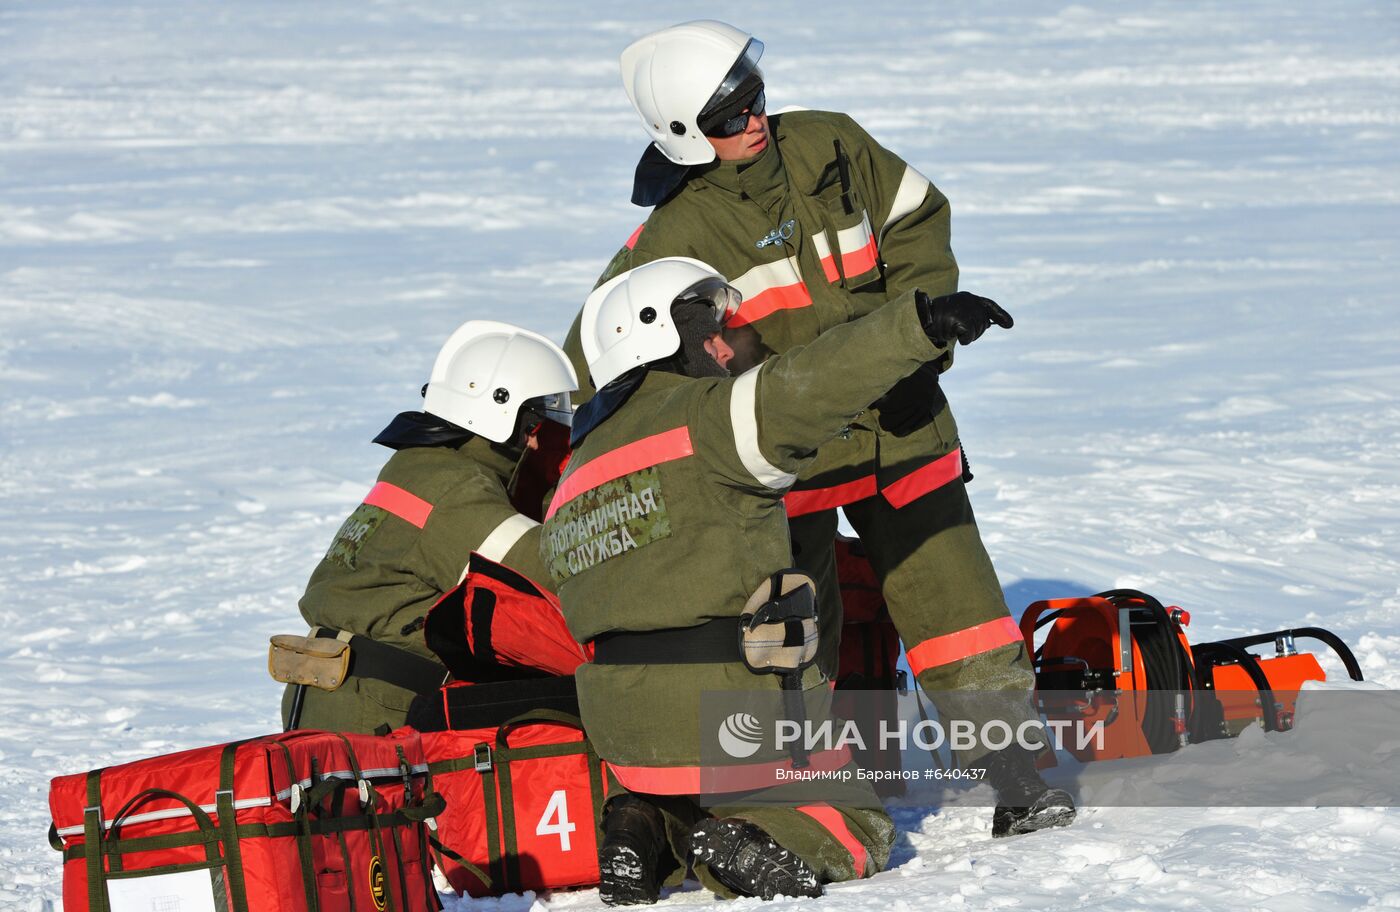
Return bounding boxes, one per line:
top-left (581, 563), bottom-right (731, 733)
top-left (331, 732), bottom-right (399, 912)
top-left (408, 674), bottom-right (581, 733)
top-left (271, 741), bottom-right (320, 912)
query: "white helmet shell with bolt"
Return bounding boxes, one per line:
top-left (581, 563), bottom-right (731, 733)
top-left (423, 320), bottom-right (578, 444)
top-left (581, 257), bottom-right (738, 388)
top-left (620, 20), bottom-right (762, 166)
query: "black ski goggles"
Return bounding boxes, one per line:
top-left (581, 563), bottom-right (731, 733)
top-left (519, 391), bottom-right (573, 430)
top-left (673, 276), bottom-right (743, 327)
top-left (699, 87), bottom-right (765, 138)
top-left (697, 38), bottom-right (766, 137)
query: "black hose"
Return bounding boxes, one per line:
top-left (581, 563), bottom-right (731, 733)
top-left (1094, 589), bottom-right (1194, 753)
top-left (1213, 627), bottom-right (1364, 681)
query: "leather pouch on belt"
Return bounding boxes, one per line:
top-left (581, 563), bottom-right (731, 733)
top-left (740, 570), bottom-right (821, 767)
top-left (738, 571), bottom-right (819, 675)
top-left (268, 634), bottom-right (350, 691)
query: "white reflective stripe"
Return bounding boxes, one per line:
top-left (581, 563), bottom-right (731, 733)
top-left (475, 513), bottom-right (539, 564)
top-left (882, 165), bottom-right (932, 239)
top-left (729, 368), bottom-right (798, 489)
top-left (729, 255), bottom-right (804, 299)
top-left (54, 762), bottom-right (435, 836)
top-left (56, 796), bottom-right (273, 836)
top-left (811, 228), bottom-right (833, 261)
top-left (835, 211), bottom-right (874, 254)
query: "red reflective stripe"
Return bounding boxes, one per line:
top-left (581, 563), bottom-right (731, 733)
top-left (545, 426), bottom-right (694, 520)
top-left (727, 282), bottom-right (813, 328)
top-left (608, 747), bottom-right (852, 795)
top-left (625, 223), bottom-right (645, 250)
top-left (363, 481), bottom-right (433, 529)
top-left (839, 233), bottom-right (879, 277)
top-left (797, 805), bottom-right (869, 877)
top-left (783, 476), bottom-right (878, 518)
top-left (881, 447), bottom-right (963, 509)
top-left (906, 616), bottom-right (1024, 676)
top-left (818, 254), bottom-right (840, 284)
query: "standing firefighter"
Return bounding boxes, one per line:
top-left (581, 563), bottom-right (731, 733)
top-left (544, 257), bottom-right (1012, 903)
top-left (278, 321), bottom-right (577, 734)
top-left (565, 20), bottom-right (1073, 837)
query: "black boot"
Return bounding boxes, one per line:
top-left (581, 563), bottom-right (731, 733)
top-left (985, 747), bottom-right (1076, 838)
top-left (688, 818), bottom-right (822, 900)
top-left (598, 795), bottom-right (667, 906)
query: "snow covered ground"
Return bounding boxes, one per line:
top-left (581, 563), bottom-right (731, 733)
top-left (3, 0), bottom-right (1399, 908)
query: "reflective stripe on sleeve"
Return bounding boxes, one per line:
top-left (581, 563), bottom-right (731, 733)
top-left (783, 448), bottom-right (962, 516)
top-left (363, 481), bottom-right (433, 529)
top-left (906, 617), bottom-right (1024, 677)
top-left (797, 805), bottom-right (871, 877)
top-left (784, 476), bottom-right (878, 517)
top-left (881, 447), bottom-right (963, 509)
top-left (625, 223), bottom-right (645, 250)
top-left (881, 165), bottom-right (932, 239)
top-left (727, 256), bottom-right (813, 328)
top-left (730, 368), bottom-right (797, 489)
top-left (545, 426), bottom-right (694, 519)
top-left (475, 513), bottom-right (539, 563)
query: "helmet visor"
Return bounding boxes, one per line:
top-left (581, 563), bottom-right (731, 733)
top-left (673, 276), bottom-right (743, 327)
top-left (697, 38), bottom-right (765, 133)
top-left (520, 391), bottom-right (573, 429)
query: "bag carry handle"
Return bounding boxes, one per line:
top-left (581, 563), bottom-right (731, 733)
top-left (106, 788), bottom-right (224, 849)
top-left (495, 708), bottom-right (585, 747)
top-left (88, 786), bottom-right (228, 912)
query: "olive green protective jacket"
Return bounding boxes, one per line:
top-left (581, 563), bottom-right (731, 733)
top-left (542, 293), bottom-right (944, 772)
top-left (566, 109), bottom-right (963, 492)
top-left (296, 436), bottom-right (549, 724)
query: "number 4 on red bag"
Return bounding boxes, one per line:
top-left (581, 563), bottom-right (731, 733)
top-left (536, 789), bottom-right (577, 851)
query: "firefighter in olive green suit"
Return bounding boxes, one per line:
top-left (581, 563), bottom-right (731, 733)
top-left (280, 321), bottom-right (577, 734)
top-left (565, 21), bottom-right (1074, 840)
top-left (543, 257), bottom-right (1017, 903)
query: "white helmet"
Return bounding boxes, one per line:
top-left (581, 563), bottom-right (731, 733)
top-left (581, 257), bottom-right (742, 388)
top-left (620, 20), bottom-right (764, 166)
top-left (423, 320), bottom-right (578, 444)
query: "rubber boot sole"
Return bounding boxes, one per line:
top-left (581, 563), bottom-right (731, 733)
top-left (688, 819), bottom-right (821, 900)
top-left (991, 788), bottom-right (1077, 838)
top-left (598, 841), bottom-right (661, 906)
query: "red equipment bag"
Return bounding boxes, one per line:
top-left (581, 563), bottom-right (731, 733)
top-left (419, 710), bottom-right (609, 898)
top-left (833, 536), bottom-right (901, 686)
top-left (49, 728), bottom-right (441, 912)
top-left (831, 536), bottom-right (907, 797)
top-left (424, 554), bottom-right (589, 683)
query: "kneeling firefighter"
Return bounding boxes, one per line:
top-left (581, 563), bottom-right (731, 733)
top-left (276, 320), bottom-right (577, 734)
top-left (542, 258), bottom-right (1019, 902)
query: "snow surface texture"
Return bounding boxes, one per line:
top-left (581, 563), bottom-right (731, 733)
top-left (3, 0), bottom-right (1399, 908)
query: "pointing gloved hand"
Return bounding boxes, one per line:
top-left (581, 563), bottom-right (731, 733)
top-left (916, 290), bottom-right (1014, 348)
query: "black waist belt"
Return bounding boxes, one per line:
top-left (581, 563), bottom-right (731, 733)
top-left (591, 618), bottom-right (740, 666)
top-left (312, 628), bottom-right (446, 695)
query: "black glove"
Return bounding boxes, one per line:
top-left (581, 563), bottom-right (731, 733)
top-left (873, 361), bottom-right (948, 437)
top-left (916, 290), bottom-right (1013, 348)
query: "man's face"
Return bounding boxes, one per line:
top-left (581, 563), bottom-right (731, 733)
top-left (706, 112), bottom-right (769, 162)
top-left (703, 332), bottom-right (736, 370)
